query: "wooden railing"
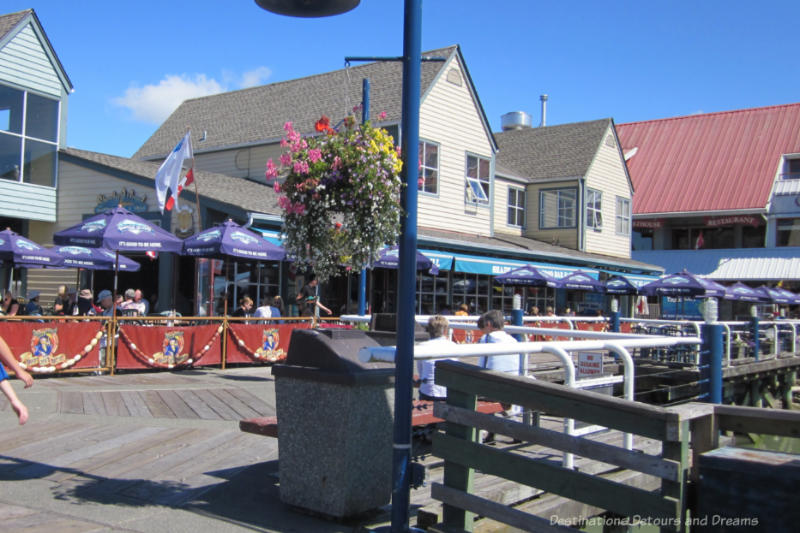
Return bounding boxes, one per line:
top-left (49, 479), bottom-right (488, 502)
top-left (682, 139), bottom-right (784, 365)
top-left (430, 360), bottom-right (690, 532)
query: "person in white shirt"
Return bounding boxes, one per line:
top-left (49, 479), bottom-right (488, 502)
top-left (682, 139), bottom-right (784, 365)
top-left (254, 297), bottom-right (273, 320)
top-left (416, 315), bottom-right (456, 401)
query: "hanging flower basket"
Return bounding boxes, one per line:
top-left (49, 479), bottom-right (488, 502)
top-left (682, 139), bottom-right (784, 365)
top-left (266, 115), bottom-right (403, 282)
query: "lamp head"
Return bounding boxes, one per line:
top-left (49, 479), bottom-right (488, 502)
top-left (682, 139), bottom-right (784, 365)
top-left (254, 0), bottom-right (359, 17)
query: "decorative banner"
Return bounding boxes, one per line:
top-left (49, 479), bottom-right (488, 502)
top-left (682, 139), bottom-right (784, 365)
top-left (0, 321), bottom-right (103, 373)
top-left (451, 328), bottom-right (477, 344)
top-left (225, 322), bottom-right (311, 364)
top-left (116, 324), bottom-right (222, 369)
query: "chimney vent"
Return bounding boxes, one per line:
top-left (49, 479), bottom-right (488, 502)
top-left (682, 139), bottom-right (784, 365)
top-left (540, 94), bottom-right (548, 127)
top-left (500, 111), bottom-right (532, 131)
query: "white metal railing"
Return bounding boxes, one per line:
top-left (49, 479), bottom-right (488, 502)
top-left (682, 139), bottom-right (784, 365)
top-left (357, 331), bottom-right (701, 468)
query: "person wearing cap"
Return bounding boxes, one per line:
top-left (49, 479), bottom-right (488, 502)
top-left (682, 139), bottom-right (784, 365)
top-left (25, 291), bottom-right (43, 316)
top-left (74, 289), bottom-right (96, 316)
top-left (97, 289), bottom-right (117, 316)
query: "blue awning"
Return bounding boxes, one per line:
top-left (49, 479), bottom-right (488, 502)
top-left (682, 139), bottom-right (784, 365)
top-left (418, 249), bottom-right (454, 271)
top-left (450, 252), bottom-right (598, 279)
top-left (250, 227), bottom-right (283, 247)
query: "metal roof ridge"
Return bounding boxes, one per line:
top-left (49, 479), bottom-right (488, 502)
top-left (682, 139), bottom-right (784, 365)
top-left (619, 101), bottom-right (800, 128)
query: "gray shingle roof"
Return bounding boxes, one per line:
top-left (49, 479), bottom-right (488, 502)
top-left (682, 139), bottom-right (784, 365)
top-left (0, 10), bottom-right (28, 41)
top-left (60, 148), bottom-right (281, 216)
top-left (134, 46), bottom-right (460, 160)
top-left (494, 119), bottom-right (612, 182)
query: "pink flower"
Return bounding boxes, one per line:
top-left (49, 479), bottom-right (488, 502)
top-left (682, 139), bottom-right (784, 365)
top-left (265, 159), bottom-right (278, 180)
top-left (308, 148), bottom-right (322, 163)
top-left (273, 180), bottom-right (281, 193)
top-left (293, 160), bottom-right (309, 175)
top-left (283, 121), bottom-right (293, 132)
top-left (280, 139), bottom-right (289, 148)
top-left (378, 111), bottom-right (387, 120)
top-left (280, 153), bottom-right (292, 166)
top-left (278, 196), bottom-right (290, 210)
top-left (332, 156), bottom-right (342, 170)
top-left (292, 202), bottom-right (306, 215)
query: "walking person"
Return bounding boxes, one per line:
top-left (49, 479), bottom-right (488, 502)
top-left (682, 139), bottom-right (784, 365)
top-left (296, 274), bottom-right (331, 317)
top-left (0, 336), bottom-right (33, 425)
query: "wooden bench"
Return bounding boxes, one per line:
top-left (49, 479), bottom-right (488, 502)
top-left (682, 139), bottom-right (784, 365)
top-left (239, 399), bottom-right (505, 438)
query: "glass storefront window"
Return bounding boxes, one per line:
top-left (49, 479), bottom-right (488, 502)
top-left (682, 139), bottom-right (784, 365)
top-left (417, 273), bottom-right (448, 314)
top-left (452, 272), bottom-right (490, 314)
top-left (777, 218), bottom-right (800, 247)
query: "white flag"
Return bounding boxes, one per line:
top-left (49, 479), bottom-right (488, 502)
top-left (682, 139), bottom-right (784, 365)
top-left (154, 132), bottom-right (193, 213)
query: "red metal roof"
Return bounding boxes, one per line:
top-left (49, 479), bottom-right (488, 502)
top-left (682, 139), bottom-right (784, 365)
top-left (617, 103), bottom-right (800, 215)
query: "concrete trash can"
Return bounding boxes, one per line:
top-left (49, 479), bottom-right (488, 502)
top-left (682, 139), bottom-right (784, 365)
top-left (272, 328), bottom-right (395, 518)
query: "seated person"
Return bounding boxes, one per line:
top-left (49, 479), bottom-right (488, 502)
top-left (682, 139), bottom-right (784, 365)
top-left (416, 315), bottom-right (457, 401)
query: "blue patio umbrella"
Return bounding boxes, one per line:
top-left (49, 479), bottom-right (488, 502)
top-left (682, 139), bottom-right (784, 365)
top-left (53, 206), bottom-right (183, 253)
top-left (0, 228), bottom-right (64, 269)
top-left (493, 264), bottom-right (558, 287)
top-left (556, 270), bottom-right (605, 292)
top-left (775, 287), bottom-right (800, 305)
top-left (182, 219), bottom-right (286, 261)
top-left (724, 282), bottom-right (769, 303)
top-left (604, 274), bottom-right (639, 295)
top-left (371, 245), bottom-right (438, 275)
top-left (759, 286), bottom-right (794, 305)
top-left (641, 270), bottom-right (726, 298)
top-left (56, 245), bottom-right (141, 272)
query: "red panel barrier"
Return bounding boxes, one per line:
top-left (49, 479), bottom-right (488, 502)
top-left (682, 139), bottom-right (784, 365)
top-left (0, 321), bottom-right (103, 373)
top-left (226, 322), bottom-right (311, 364)
top-left (116, 324), bottom-right (223, 369)
top-left (620, 322), bottom-right (633, 334)
top-left (452, 328), bottom-right (478, 344)
top-left (575, 321), bottom-right (609, 333)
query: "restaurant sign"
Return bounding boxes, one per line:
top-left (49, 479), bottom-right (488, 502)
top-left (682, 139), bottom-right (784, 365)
top-left (633, 219), bottom-right (663, 229)
top-left (95, 188), bottom-right (149, 213)
top-left (704, 215), bottom-right (762, 227)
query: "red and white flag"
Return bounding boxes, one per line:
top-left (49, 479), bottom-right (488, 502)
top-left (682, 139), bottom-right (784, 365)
top-left (164, 167), bottom-right (194, 211)
top-left (154, 132), bottom-right (193, 213)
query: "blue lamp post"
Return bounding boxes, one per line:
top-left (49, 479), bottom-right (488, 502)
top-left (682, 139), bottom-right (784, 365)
top-left (255, 2), bottom-right (423, 531)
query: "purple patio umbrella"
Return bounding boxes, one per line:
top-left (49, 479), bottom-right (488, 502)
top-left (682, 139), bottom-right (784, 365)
top-left (182, 219), bottom-right (286, 261)
top-left (0, 228), bottom-right (64, 269)
top-left (556, 270), bottom-right (605, 292)
top-left (494, 264), bottom-right (558, 287)
top-left (53, 206), bottom-right (183, 253)
top-left (775, 287), bottom-right (800, 305)
top-left (182, 220), bottom-right (286, 315)
top-left (604, 275), bottom-right (640, 295)
top-left (641, 270), bottom-right (726, 298)
top-left (759, 286), bottom-right (794, 305)
top-left (371, 245), bottom-right (439, 275)
top-left (56, 245), bottom-right (141, 272)
top-left (724, 282), bottom-right (769, 303)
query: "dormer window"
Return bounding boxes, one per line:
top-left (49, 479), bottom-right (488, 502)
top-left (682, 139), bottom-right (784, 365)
top-left (785, 158), bottom-right (800, 180)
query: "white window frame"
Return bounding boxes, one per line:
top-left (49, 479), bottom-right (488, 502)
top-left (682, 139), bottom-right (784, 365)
top-left (507, 186), bottom-right (526, 227)
top-left (418, 140), bottom-right (439, 195)
top-left (465, 153), bottom-right (490, 205)
top-left (586, 188), bottom-right (603, 230)
top-left (539, 187), bottom-right (577, 229)
top-left (616, 196), bottom-right (631, 236)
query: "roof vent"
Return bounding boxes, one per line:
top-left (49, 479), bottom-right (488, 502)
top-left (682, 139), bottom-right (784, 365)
top-left (501, 111), bottom-right (532, 131)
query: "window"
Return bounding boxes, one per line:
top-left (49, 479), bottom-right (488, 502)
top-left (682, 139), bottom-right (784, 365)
top-left (777, 218), bottom-right (800, 247)
top-left (539, 188), bottom-right (576, 228)
top-left (465, 154), bottom-right (490, 204)
top-left (0, 84), bottom-right (59, 186)
top-left (418, 141), bottom-right (439, 194)
top-left (615, 197), bottom-right (631, 235)
top-left (507, 187), bottom-right (525, 227)
top-left (785, 158), bottom-right (800, 180)
top-left (586, 189), bottom-right (602, 230)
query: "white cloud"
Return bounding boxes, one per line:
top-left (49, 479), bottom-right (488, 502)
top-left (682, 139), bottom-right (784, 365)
top-left (240, 66), bottom-right (272, 88)
top-left (114, 67), bottom-right (272, 124)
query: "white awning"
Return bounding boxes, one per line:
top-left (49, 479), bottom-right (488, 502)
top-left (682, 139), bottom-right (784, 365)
top-left (708, 257), bottom-right (800, 281)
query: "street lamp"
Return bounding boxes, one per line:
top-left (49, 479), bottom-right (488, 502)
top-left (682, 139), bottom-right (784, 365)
top-left (254, 1), bottom-right (422, 532)
top-left (254, 0), bottom-right (359, 17)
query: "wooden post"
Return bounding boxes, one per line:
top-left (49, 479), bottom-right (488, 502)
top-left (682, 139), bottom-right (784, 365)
top-left (441, 387), bottom-right (478, 532)
top-left (221, 316), bottom-right (228, 370)
top-left (660, 419), bottom-right (689, 533)
top-left (784, 370), bottom-right (797, 410)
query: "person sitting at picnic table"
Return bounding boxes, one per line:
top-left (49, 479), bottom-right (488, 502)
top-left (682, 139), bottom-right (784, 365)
top-left (74, 289), bottom-right (96, 316)
top-left (232, 296), bottom-right (253, 318)
top-left (97, 289), bottom-right (120, 316)
top-left (134, 289), bottom-right (149, 315)
top-left (2, 291), bottom-right (20, 316)
top-left (416, 315), bottom-right (457, 402)
top-left (120, 288), bottom-right (145, 316)
top-left (24, 291), bottom-right (43, 316)
top-left (455, 303), bottom-right (469, 316)
top-left (53, 285), bottom-right (71, 315)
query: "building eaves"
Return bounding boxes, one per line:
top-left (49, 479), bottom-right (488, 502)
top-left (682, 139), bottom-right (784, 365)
top-left (494, 119), bottom-right (611, 182)
top-left (60, 148), bottom-right (281, 216)
top-left (134, 46), bottom-right (458, 161)
top-left (418, 227), bottom-right (662, 274)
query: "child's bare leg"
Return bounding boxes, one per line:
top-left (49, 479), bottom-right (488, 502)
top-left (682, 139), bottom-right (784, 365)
top-left (0, 380), bottom-right (28, 425)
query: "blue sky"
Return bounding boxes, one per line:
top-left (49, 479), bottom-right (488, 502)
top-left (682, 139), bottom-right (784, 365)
top-left (9, 1), bottom-right (800, 157)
